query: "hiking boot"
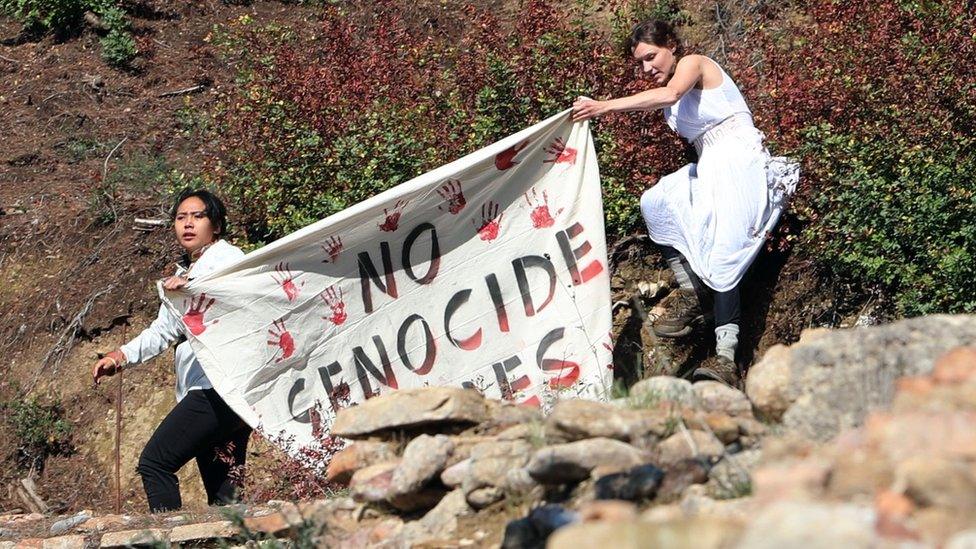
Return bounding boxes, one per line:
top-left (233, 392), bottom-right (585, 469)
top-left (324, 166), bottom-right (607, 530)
top-left (652, 289), bottom-right (704, 338)
top-left (693, 355), bottom-right (740, 388)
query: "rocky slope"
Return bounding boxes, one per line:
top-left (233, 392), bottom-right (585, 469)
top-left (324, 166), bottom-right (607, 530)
top-left (2, 315), bottom-right (974, 548)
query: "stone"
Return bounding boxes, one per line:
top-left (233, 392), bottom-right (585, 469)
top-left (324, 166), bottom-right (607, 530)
top-left (548, 518), bottom-right (743, 549)
top-left (243, 512), bottom-right (292, 537)
top-left (578, 500), bottom-right (638, 522)
top-left (546, 399), bottom-right (667, 442)
top-left (657, 459), bottom-right (711, 502)
top-left (654, 430), bottom-right (725, 467)
top-left (463, 440), bottom-right (534, 508)
top-left (350, 461), bottom-right (399, 503)
top-left (482, 400), bottom-right (544, 432)
top-left (349, 459), bottom-right (446, 511)
top-left (693, 381), bottom-right (753, 418)
top-left (736, 501), bottom-right (877, 548)
top-left (947, 530), bottom-right (976, 549)
top-left (440, 457), bottom-right (470, 488)
top-left (392, 434), bottom-right (454, 494)
top-left (900, 456), bottom-right (976, 509)
top-left (49, 510), bottom-right (91, 535)
top-left (706, 448), bottom-right (761, 500)
top-left (527, 438), bottom-right (648, 484)
top-left (169, 521), bottom-right (238, 543)
top-left (0, 513), bottom-right (44, 527)
top-left (41, 535), bottom-right (86, 549)
top-left (331, 387), bottom-right (490, 438)
top-left (932, 346), bottom-right (976, 384)
top-left (594, 464), bottom-right (665, 501)
top-left (501, 504), bottom-right (578, 549)
top-left (752, 455), bottom-right (831, 503)
top-left (326, 441), bottom-right (397, 484)
top-left (746, 315), bottom-right (976, 440)
top-left (396, 489), bottom-right (473, 545)
top-left (79, 514), bottom-right (130, 532)
top-left (99, 528), bottom-right (170, 547)
top-left (629, 376), bottom-right (697, 408)
top-left (700, 412), bottom-right (741, 444)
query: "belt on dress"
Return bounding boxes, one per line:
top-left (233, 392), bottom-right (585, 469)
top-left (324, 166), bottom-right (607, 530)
top-left (692, 112), bottom-right (756, 156)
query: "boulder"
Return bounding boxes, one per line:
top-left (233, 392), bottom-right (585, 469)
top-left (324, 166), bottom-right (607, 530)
top-left (736, 501), bottom-right (877, 548)
top-left (629, 376), bottom-right (696, 408)
top-left (462, 439), bottom-right (535, 508)
top-left (326, 441), bottom-right (397, 484)
top-left (594, 463), bottom-right (665, 501)
top-left (745, 315), bottom-right (976, 440)
top-left (392, 434), bottom-right (454, 494)
top-left (693, 381), bottom-right (753, 418)
top-left (332, 387), bottom-right (490, 438)
top-left (527, 438), bottom-right (648, 484)
top-left (546, 399), bottom-right (668, 442)
top-left (654, 430), bottom-right (725, 467)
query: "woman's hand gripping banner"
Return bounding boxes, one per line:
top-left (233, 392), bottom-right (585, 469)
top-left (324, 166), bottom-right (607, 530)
top-left (161, 109), bottom-right (614, 452)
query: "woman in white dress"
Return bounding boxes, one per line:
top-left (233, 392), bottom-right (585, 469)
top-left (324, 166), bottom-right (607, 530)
top-left (572, 19), bottom-right (797, 386)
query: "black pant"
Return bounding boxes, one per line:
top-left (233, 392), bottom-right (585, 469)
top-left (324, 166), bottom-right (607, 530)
top-left (137, 388), bottom-right (251, 512)
top-left (660, 245), bottom-right (740, 327)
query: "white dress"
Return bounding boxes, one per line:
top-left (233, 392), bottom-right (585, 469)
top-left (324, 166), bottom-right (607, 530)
top-left (640, 58), bottom-right (799, 292)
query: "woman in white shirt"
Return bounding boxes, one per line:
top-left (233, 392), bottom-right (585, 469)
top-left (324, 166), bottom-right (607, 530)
top-left (572, 20), bottom-right (797, 387)
top-left (92, 189), bottom-right (248, 512)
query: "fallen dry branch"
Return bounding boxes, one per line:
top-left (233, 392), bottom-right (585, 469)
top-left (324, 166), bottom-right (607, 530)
top-left (157, 84), bottom-right (205, 98)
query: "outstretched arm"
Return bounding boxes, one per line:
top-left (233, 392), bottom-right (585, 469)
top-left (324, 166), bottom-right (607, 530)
top-left (572, 55), bottom-right (706, 121)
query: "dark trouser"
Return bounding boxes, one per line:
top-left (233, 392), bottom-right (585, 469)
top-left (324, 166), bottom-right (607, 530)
top-left (660, 245), bottom-right (741, 327)
top-left (137, 388), bottom-right (251, 512)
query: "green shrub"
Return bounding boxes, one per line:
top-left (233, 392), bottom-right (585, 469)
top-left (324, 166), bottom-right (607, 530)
top-left (2, 396), bottom-right (73, 471)
top-left (99, 6), bottom-right (136, 67)
top-left (2, 0), bottom-right (138, 67)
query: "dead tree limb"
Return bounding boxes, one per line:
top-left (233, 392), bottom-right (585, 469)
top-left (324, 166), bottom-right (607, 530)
top-left (157, 85), bottom-right (205, 98)
top-left (33, 285), bottom-right (116, 389)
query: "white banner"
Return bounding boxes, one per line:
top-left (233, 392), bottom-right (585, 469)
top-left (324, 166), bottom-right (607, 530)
top-left (161, 109), bottom-right (613, 450)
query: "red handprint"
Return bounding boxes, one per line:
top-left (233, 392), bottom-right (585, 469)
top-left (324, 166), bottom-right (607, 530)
top-left (272, 262), bottom-right (304, 302)
top-left (495, 139), bottom-right (530, 170)
top-left (267, 319), bottom-right (295, 363)
top-left (603, 332), bottom-right (615, 371)
top-left (543, 137), bottom-right (577, 166)
top-left (436, 179), bottom-right (467, 214)
top-left (524, 188), bottom-right (563, 229)
top-left (320, 235), bottom-right (343, 263)
top-left (182, 293), bottom-right (216, 336)
top-left (474, 201), bottom-right (503, 242)
top-left (379, 200), bottom-right (408, 232)
top-left (320, 285), bottom-right (347, 326)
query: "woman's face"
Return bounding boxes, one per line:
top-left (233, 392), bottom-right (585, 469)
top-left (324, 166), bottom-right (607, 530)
top-left (633, 41), bottom-right (676, 85)
top-left (173, 196), bottom-right (218, 254)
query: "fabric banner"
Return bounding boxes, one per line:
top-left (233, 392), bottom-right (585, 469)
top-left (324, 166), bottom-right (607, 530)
top-left (161, 108), bottom-right (614, 451)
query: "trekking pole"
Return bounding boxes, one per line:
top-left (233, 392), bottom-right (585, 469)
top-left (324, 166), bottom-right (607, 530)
top-left (114, 323), bottom-right (126, 515)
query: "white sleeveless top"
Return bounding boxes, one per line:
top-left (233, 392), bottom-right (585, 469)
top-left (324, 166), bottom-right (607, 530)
top-left (663, 57), bottom-right (752, 142)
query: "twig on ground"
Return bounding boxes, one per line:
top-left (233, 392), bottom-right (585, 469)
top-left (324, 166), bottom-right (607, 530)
top-left (103, 137), bottom-right (127, 181)
top-left (0, 53), bottom-right (20, 64)
top-left (157, 85), bottom-right (205, 98)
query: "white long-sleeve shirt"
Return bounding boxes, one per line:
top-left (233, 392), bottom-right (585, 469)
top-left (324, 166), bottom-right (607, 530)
top-left (120, 239), bottom-right (244, 401)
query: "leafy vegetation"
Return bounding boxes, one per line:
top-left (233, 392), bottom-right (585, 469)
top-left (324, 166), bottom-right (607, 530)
top-left (1, 396), bottom-right (73, 471)
top-left (1, 0), bottom-right (137, 67)
top-left (187, 0), bottom-right (973, 318)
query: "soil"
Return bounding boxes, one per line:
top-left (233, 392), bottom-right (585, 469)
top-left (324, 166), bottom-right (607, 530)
top-left (0, 0), bottom-right (831, 517)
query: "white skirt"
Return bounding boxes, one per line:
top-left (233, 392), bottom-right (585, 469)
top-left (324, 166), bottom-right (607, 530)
top-left (640, 125), bottom-right (799, 292)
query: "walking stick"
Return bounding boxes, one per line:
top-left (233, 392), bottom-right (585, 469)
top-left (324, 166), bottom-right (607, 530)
top-left (114, 323), bottom-right (126, 515)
